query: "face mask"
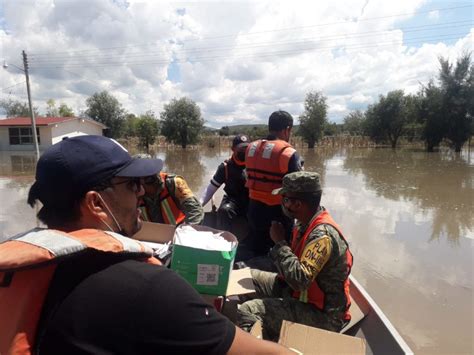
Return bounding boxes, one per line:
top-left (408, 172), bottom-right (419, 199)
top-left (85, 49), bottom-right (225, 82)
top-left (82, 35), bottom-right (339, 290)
top-left (97, 193), bottom-right (127, 236)
top-left (237, 151), bottom-right (246, 161)
top-left (281, 204), bottom-right (296, 219)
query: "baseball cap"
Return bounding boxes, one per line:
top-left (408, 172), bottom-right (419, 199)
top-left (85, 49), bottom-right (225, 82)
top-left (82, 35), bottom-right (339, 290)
top-left (232, 134), bottom-right (249, 148)
top-left (30, 135), bottom-right (162, 205)
top-left (272, 171), bottom-right (322, 195)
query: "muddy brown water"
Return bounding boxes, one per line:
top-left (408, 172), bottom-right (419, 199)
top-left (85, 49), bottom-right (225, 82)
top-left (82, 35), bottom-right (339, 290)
top-left (1, 146), bottom-right (472, 354)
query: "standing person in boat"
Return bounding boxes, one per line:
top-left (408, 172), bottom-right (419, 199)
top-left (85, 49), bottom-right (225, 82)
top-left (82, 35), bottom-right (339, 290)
top-left (237, 171), bottom-right (353, 341)
top-left (0, 135), bottom-right (291, 354)
top-left (134, 153), bottom-right (204, 225)
top-left (241, 110), bottom-right (303, 261)
top-left (200, 134), bottom-right (250, 231)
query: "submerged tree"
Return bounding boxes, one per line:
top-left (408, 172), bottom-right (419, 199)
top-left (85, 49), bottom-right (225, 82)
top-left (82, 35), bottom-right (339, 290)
top-left (364, 90), bottom-right (415, 148)
top-left (136, 111), bottom-right (160, 152)
top-left (160, 97), bottom-right (204, 148)
top-left (438, 54), bottom-right (473, 152)
top-left (298, 91), bottom-right (328, 148)
top-left (343, 110), bottom-right (365, 136)
top-left (418, 81), bottom-right (445, 151)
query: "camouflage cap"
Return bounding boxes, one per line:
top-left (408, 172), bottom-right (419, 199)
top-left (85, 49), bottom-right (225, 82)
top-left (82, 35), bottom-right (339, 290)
top-left (272, 171), bottom-right (322, 195)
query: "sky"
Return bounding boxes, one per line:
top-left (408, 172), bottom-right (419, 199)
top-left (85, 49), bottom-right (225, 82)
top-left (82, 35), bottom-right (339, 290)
top-left (0, 0), bottom-right (472, 127)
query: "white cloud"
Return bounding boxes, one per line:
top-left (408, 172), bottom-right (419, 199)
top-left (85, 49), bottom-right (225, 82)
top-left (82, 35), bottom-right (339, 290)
top-left (0, 0), bottom-right (472, 126)
top-left (428, 10), bottom-right (440, 20)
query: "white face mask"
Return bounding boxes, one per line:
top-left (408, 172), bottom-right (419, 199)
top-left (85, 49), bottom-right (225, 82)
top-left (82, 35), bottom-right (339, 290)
top-left (97, 193), bottom-right (126, 236)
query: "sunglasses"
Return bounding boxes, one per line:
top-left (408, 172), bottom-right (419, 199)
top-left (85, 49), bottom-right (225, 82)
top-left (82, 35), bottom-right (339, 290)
top-left (143, 175), bottom-right (159, 185)
top-left (109, 177), bottom-right (142, 193)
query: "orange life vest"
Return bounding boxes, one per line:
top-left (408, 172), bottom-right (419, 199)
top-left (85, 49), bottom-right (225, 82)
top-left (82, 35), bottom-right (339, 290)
top-left (245, 139), bottom-right (296, 205)
top-left (140, 172), bottom-right (186, 225)
top-left (291, 210), bottom-right (353, 321)
top-left (0, 228), bottom-right (158, 355)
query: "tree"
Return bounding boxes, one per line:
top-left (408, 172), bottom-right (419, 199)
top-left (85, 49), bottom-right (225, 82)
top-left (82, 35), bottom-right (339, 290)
top-left (45, 99), bottom-right (74, 117)
top-left (58, 103), bottom-right (74, 117)
top-left (85, 91), bottom-right (125, 138)
top-left (438, 54), bottom-right (473, 152)
top-left (343, 110), bottom-right (365, 136)
top-left (160, 97), bottom-right (204, 148)
top-left (324, 122), bottom-right (343, 136)
top-left (298, 91), bottom-right (328, 148)
top-left (123, 113), bottom-right (139, 138)
top-left (364, 90), bottom-right (415, 148)
top-left (136, 111), bottom-right (160, 152)
top-left (46, 99), bottom-right (59, 117)
top-left (219, 126), bottom-right (230, 136)
top-left (0, 98), bottom-right (39, 117)
top-left (418, 81), bottom-right (445, 151)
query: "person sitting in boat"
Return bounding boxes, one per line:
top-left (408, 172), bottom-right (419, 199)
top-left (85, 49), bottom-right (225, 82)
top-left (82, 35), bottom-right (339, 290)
top-left (134, 154), bottom-right (204, 225)
top-left (237, 171), bottom-right (353, 341)
top-left (0, 135), bottom-right (290, 354)
top-left (200, 134), bottom-right (250, 231)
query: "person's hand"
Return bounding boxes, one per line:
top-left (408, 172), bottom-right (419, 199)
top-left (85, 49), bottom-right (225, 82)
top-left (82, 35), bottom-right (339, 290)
top-left (270, 221), bottom-right (286, 243)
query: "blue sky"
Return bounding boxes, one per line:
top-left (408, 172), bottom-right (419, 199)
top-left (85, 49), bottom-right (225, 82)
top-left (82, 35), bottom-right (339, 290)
top-left (0, 0), bottom-right (472, 126)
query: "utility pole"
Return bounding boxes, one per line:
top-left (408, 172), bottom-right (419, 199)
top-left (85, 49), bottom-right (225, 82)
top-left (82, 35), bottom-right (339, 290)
top-left (22, 50), bottom-right (40, 161)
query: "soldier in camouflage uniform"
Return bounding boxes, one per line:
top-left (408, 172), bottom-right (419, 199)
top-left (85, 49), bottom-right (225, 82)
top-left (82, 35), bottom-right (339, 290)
top-left (237, 171), bottom-right (353, 341)
top-left (134, 154), bottom-right (204, 225)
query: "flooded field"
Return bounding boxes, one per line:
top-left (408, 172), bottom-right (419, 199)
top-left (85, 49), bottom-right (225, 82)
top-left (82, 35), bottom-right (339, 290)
top-left (0, 146), bottom-right (472, 354)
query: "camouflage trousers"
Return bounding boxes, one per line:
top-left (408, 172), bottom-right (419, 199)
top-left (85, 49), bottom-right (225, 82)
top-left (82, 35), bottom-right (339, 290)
top-left (237, 269), bottom-right (342, 341)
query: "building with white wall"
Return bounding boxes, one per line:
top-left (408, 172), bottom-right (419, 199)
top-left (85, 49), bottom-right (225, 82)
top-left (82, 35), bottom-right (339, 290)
top-left (0, 116), bottom-right (106, 151)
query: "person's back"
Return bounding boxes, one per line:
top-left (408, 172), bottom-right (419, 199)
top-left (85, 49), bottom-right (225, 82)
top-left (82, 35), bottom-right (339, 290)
top-left (38, 252), bottom-right (237, 354)
top-left (0, 136), bottom-right (292, 354)
top-left (239, 111), bottom-right (303, 262)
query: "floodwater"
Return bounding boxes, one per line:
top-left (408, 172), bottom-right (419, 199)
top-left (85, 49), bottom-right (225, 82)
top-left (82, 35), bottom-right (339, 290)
top-left (0, 146), bottom-right (472, 354)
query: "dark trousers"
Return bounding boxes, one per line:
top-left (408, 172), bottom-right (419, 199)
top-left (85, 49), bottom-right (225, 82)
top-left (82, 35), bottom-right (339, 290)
top-left (217, 195), bottom-right (247, 232)
top-left (237, 199), bottom-right (292, 261)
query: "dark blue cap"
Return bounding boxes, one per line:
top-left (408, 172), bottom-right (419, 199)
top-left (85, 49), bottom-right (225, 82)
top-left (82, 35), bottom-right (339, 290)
top-left (31, 135), bottom-right (162, 205)
top-left (232, 134), bottom-right (249, 148)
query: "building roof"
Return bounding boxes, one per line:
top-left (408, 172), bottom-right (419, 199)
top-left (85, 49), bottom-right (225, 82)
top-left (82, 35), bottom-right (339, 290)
top-left (0, 116), bottom-right (106, 128)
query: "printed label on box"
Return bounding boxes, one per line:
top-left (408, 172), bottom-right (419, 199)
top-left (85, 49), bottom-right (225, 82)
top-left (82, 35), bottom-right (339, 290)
top-left (197, 264), bottom-right (219, 286)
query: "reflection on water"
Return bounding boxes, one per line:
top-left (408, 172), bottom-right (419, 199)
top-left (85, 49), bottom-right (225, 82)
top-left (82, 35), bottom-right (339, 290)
top-left (341, 148), bottom-right (473, 244)
top-left (0, 146), bottom-right (472, 353)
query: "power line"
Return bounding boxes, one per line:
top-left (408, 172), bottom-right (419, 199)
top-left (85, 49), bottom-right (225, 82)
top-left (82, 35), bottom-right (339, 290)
top-left (0, 81), bottom-right (26, 92)
top-left (28, 4), bottom-right (472, 57)
top-left (29, 32), bottom-right (470, 69)
top-left (28, 20), bottom-right (472, 64)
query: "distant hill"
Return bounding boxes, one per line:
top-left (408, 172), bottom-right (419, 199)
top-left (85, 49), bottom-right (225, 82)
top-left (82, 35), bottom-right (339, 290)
top-left (219, 123), bottom-right (300, 132)
top-left (203, 125), bottom-right (218, 132)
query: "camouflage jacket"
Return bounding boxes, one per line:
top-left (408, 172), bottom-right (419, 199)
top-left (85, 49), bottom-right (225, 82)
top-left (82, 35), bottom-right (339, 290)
top-left (270, 207), bottom-right (351, 314)
top-left (142, 175), bottom-right (204, 225)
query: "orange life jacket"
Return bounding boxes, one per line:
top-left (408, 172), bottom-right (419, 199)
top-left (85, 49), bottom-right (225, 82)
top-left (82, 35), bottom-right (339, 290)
top-left (245, 139), bottom-right (296, 205)
top-left (140, 172), bottom-right (186, 225)
top-left (0, 228), bottom-right (158, 355)
top-left (291, 210), bottom-right (353, 321)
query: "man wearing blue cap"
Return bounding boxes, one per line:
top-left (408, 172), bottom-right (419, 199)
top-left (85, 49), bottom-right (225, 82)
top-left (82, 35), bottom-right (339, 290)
top-left (0, 135), bottom-right (290, 354)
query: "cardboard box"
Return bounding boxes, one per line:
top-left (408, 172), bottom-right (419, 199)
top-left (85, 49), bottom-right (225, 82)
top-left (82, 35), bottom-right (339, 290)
top-left (171, 224), bottom-right (237, 295)
top-left (251, 320), bottom-right (366, 354)
top-left (133, 222), bottom-right (252, 297)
